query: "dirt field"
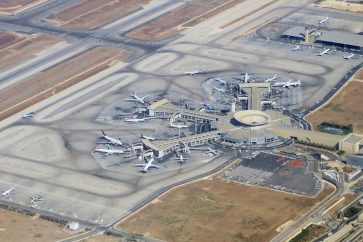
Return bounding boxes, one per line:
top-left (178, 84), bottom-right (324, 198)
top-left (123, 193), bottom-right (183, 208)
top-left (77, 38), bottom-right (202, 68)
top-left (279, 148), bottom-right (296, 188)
top-left (50, 0), bottom-right (151, 30)
top-left (0, 32), bottom-right (63, 71)
top-left (82, 234), bottom-right (121, 242)
top-left (0, 208), bottom-right (70, 241)
top-left (315, 0), bottom-right (363, 13)
top-left (325, 194), bottom-right (358, 217)
top-left (306, 68), bottom-right (363, 134)
top-left (0, 0), bottom-right (47, 15)
top-left (118, 178), bottom-right (334, 242)
top-left (126, 0), bottom-right (245, 41)
top-left (0, 47), bottom-right (133, 120)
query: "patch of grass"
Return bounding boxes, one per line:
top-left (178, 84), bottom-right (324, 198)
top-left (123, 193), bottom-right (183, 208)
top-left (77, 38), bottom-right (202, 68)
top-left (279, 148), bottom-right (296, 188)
top-left (330, 104), bottom-right (344, 112)
top-left (289, 224), bottom-right (330, 242)
top-left (344, 206), bottom-right (362, 218)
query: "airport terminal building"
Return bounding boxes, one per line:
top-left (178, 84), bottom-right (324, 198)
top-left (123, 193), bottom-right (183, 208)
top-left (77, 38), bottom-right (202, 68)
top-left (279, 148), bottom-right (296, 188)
top-left (143, 81), bottom-right (363, 158)
top-left (282, 26), bottom-right (363, 52)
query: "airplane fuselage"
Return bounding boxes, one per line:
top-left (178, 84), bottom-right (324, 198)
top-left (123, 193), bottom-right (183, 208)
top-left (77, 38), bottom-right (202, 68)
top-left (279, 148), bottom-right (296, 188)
top-left (94, 148), bottom-right (124, 154)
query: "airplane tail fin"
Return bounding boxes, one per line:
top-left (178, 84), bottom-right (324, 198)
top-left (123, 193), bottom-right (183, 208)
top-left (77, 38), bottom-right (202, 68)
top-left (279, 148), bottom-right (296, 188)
top-left (102, 130), bottom-right (106, 136)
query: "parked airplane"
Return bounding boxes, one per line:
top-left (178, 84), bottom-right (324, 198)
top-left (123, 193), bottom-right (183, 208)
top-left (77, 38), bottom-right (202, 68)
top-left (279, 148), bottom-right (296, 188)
top-left (243, 69), bottom-right (251, 83)
top-left (272, 80), bottom-right (301, 88)
top-left (94, 146), bottom-right (124, 155)
top-left (319, 16), bottom-right (329, 25)
top-left (184, 70), bottom-right (200, 76)
top-left (124, 117), bottom-right (146, 123)
top-left (124, 93), bottom-right (148, 104)
top-left (30, 193), bottom-right (44, 207)
top-left (22, 112), bottom-right (35, 118)
top-left (343, 53), bottom-right (356, 59)
top-left (1, 186), bottom-right (14, 199)
top-left (214, 78), bottom-right (226, 85)
top-left (206, 147), bottom-right (218, 155)
top-left (213, 87), bottom-right (225, 93)
top-left (134, 157), bottom-right (160, 172)
top-left (140, 133), bottom-right (156, 141)
top-left (202, 102), bottom-right (214, 111)
top-left (265, 75), bottom-right (277, 82)
top-left (100, 131), bottom-right (122, 146)
top-left (317, 48), bottom-right (330, 56)
top-left (170, 121), bottom-right (189, 129)
top-left (175, 154), bottom-right (189, 162)
top-left (292, 45), bottom-right (301, 51)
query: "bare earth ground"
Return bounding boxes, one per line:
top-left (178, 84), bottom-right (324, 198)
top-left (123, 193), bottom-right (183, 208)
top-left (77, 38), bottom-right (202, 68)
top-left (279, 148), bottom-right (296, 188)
top-left (0, 32), bottom-right (63, 71)
top-left (126, 0), bottom-right (245, 41)
top-left (50, 0), bottom-right (151, 30)
top-left (0, 47), bottom-right (133, 120)
top-left (305, 68), bottom-right (363, 134)
top-left (118, 178), bottom-right (334, 242)
top-left (314, 0), bottom-right (363, 13)
top-left (0, 208), bottom-right (69, 242)
top-left (82, 235), bottom-right (121, 242)
top-left (0, 0), bottom-right (47, 15)
top-left (325, 194), bottom-right (358, 217)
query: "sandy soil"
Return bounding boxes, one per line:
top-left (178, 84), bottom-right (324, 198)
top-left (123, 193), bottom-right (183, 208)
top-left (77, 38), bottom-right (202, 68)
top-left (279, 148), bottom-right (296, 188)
top-left (0, 208), bottom-right (69, 242)
top-left (126, 0), bottom-right (245, 41)
top-left (315, 0), bottom-right (363, 13)
top-left (305, 68), bottom-right (363, 134)
top-left (0, 47), bottom-right (132, 120)
top-left (325, 194), bottom-right (358, 217)
top-left (0, 32), bottom-right (26, 49)
top-left (118, 178), bottom-right (334, 242)
top-left (81, 234), bottom-right (121, 242)
top-left (50, 0), bottom-right (151, 30)
top-left (0, 0), bottom-right (47, 14)
top-left (0, 32), bottom-right (63, 71)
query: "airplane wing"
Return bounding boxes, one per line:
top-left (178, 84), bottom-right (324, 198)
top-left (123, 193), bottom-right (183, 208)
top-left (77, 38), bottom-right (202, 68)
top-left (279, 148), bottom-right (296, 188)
top-left (150, 165), bottom-right (160, 169)
top-left (133, 164), bottom-right (146, 167)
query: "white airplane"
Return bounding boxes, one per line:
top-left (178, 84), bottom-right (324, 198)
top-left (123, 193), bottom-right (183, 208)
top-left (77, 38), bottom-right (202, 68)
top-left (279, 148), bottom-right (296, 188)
top-left (292, 45), bottom-right (301, 51)
top-left (94, 146), bottom-right (124, 155)
top-left (22, 112), bottom-right (35, 118)
top-left (206, 147), bottom-right (218, 155)
top-left (184, 70), bottom-right (200, 76)
top-left (169, 119), bottom-right (189, 129)
top-left (202, 102), bottom-right (214, 111)
top-left (319, 15), bottom-right (329, 25)
top-left (1, 186), bottom-right (14, 199)
top-left (317, 48), bottom-right (330, 56)
top-left (213, 87), bottom-right (225, 93)
top-left (140, 133), bottom-right (155, 141)
top-left (30, 193), bottom-right (44, 207)
top-left (215, 78), bottom-right (226, 85)
top-left (134, 158), bottom-right (160, 172)
top-left (124, 93), bottom-right (148, 104)
top-left (124, 117), bottom-right (146, 123)
top-left (272, 80), bottom-right (301, 88)
top-left (343, 53), bottom-right (355, 59)
top-left (100, 131), bottom-right (122, 146)
top-left (265, 75), bottom-right (277, 82)
top-left (175, 154), bottom-right (189, 163)
top-left (243, 69), bottom-right (251, 83)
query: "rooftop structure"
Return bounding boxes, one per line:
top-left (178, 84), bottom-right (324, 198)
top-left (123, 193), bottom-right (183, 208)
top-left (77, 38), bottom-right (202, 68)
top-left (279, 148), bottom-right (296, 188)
top-left (238, 83), bottom-right (270, 110)
top-left (234, 110), bottom-right (271, 126)
top-left (142, 131), bottom-right (220, 158)
top-left (282, 26), bottom-right (363, 51)
top-left (271, 126), bottom-right (345, 148)
top-left (147, 99), bottom-right (219, 122)
top-left (339, 133), bottom-right (363, 154)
